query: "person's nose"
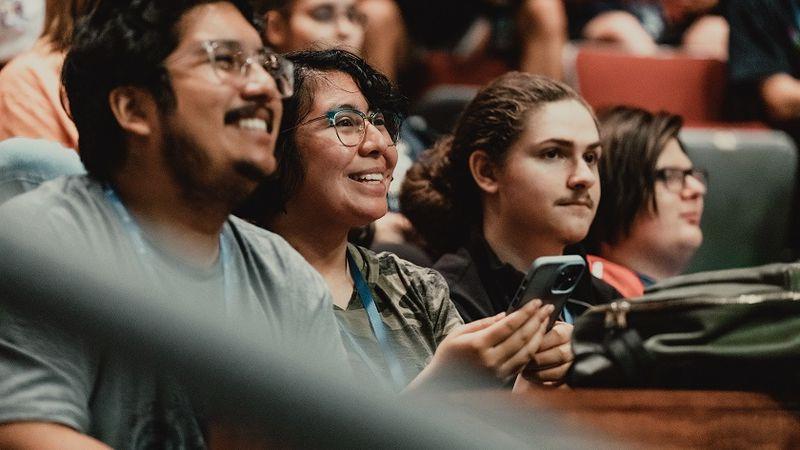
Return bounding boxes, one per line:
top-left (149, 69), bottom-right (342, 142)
top-left (567, 157), bottom-right (598, 190)
top-left (359, 120), bottom-right (396, 167)
top-left (240, 62), bottom-right (281, 102)
top-left (682, 172), bottom-right (707, 200)
top-left (336, 14), bottom-right (360, 40)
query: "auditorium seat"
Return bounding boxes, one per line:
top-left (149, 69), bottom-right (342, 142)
top-left (680, 128), bottom-right (797, 272)
top-left (575, 46), bottom-right (730, 127)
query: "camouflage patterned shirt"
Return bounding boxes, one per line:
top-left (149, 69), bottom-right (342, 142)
top-left (335, 244), bottom-right (464, 391)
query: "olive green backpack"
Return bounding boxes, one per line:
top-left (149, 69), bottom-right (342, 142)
top-left (567, 263), bottom-right (800, 390)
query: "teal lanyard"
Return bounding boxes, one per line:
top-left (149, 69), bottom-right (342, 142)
top-left (562, 306), bottom-right (573, 325)
top-left (103, 185), bottom-right (234, 316)
top-left (347, 252), bottom-right (406, 390)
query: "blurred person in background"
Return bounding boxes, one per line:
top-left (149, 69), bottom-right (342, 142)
top-left (253, 0), bottom-right (365, 54)
top-left (725, 0), bottom-right (800, 141)
top-left (566, 0), bottom-right (728, 59)
top-left (362, 0), bottom-right (569, 81)
top-left (0, 0), bottom-right (97, 148)
top-left (0, 1), bottom-right (348, 447)
top-left (401, 72), bottom-right (619, 387)
top-left (0, 0), bottom-right (44, 68)
top-left (584, 106), bottom-right (706, 298)
top-left (240, 49), bottom-right (557, 392)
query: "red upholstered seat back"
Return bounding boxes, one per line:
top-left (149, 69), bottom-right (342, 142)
top-left (575, 47), bottom-right (727, 126)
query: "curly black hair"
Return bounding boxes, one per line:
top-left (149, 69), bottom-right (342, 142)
top-left (237, 48), bottom-right (407, 222)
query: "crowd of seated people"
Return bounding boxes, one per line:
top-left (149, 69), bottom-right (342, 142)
top-left (0, 0), bottom-right (796, 447)
top-left (238, 50), bottom-right (557, 391)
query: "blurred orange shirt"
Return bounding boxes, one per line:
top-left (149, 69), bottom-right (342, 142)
top-left (0, 40), bottom-right (78, 150)
top-left (587, 254), bottom-right (645, 299)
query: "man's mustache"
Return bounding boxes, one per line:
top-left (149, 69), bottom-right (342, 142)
top-left (555, 195), bottom-right (595, 208)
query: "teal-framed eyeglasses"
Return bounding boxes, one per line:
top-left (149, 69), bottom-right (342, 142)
top-left (295, 107), bottom-right (401, 147)
top-left (200, 40), bottom-right (294, 98)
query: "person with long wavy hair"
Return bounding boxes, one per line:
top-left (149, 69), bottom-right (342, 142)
top-left (400, 71), bottom-right (620, 386)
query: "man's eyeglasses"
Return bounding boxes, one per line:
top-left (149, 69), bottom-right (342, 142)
top-left (201, 40), bottom-right (294, 98)
top-left (295, 107), bottom-right (401, 147)
top-left (655, 167), bottom-right (708, 192)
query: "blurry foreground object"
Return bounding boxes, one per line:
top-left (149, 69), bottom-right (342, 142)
top-left (0, 227), bottom-right (603, 449)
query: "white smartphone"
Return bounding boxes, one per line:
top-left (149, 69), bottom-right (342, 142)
top-left (506, 255), bottom-right (586, 330)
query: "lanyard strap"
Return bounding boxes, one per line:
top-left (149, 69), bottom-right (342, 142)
top-left (561, 306), bottom-right (573, 325)
top-left (103, 185), bottom-right (234, 316)
top-left (347, 251), bottom-right (406, 390)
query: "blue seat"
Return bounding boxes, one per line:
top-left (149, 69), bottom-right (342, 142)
top-left (0, 137), bottom-right (85, 205)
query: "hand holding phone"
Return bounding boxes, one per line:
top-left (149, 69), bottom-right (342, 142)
top-left (506, 255), bottom-right (586, 330)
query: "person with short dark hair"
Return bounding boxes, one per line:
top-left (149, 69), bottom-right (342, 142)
top-left (0, 1), bottom-right (346, 447)
top-left (401, 72), bottom-right (619, 387)
top-left (239, 49), bottom-right (556, 391)
top-left (584, 106), bottom-right (706, 298)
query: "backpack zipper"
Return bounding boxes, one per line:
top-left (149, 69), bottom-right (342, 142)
top-left (598, 292), bottom-right (800, 330)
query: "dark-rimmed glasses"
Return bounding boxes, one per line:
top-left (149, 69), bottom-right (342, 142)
top-left (655, 167), bottom-right (708, 192)
top-left (201, 40), bottom-right (294, 98)
top-left (294, 107), bottom-right (401, 147)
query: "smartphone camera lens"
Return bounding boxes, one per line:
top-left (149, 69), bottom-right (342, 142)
top-left (553, 266), bottom-right (582, 292)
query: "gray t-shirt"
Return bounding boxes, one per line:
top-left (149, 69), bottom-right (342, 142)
top-left (0, 175), bottom-right (346, 448)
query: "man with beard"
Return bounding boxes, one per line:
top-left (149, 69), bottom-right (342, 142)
top-left (0, 0), bottom-right (346, 447)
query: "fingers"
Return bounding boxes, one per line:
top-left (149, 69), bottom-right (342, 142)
top-left (530, 341), bottom-right (574, 371)
top-left (523, 360), bottom-right (572, 385)
top-left (456, 312), bottom-right (505, 335)
top-left (493, 304), bottom-right (555, 378)
top-left (537, 322), bottom-right (573, 353)
top-left (476, 300), bottom-right (543, 347)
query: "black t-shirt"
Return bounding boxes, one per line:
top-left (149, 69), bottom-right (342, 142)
top-left (725, 0), bottom-right (800, 122)
top-left (433, 233), bottom-right (620, 324)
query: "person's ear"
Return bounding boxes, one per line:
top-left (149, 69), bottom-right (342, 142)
top-left (265, 10), bottom-right (289, 49)
top-left (469, 150), bottom-right (500, 194)
top-left (108, 86), bottom-right (157, 137)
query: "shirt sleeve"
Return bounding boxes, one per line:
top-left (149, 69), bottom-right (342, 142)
top-left (0, 197), bottom-right (98, 431)
top-left (726, 0), bottom-right (794, 84)
top-left (0, 310), bottom-right (96, 431)
top-left (413, 267), bottom-right (464, 347)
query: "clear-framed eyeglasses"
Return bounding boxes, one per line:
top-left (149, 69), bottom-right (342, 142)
top-left (293, 107), bottom-right (402, 147)
top-left (201, 40), bottom-right (294, 98)
top-left (654, 167), bottom-right (708, 192)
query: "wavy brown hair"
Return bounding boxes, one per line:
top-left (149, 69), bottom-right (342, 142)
top-left (400, 72), bottom-right (592, 258)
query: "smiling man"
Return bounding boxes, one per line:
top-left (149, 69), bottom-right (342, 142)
top-left (0, 1), bottom-right (345, 447)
